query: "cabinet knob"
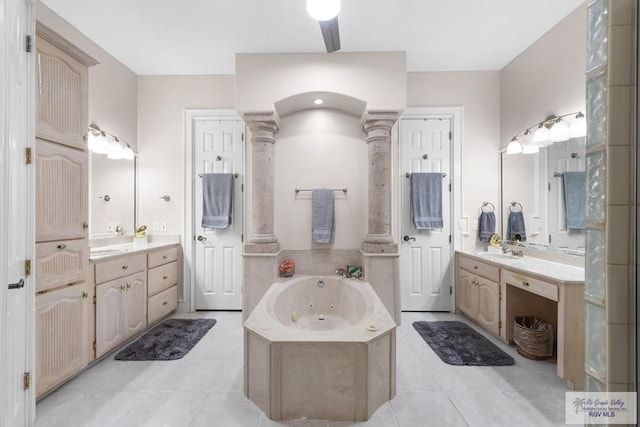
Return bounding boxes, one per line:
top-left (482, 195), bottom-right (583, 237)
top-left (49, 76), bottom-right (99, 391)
top-left (82, 291), bottom-right (88, 299)
top-left (163, 275), bottom-right (168, 280)
top-left (126, 283), bottom-right (131, 290)
top-left (162, 301), bottom-right (168, 306)
top-left (162, 255), bottom-right (167, 259)
top-left (56, 244), bottom-right (66, 250)
top-left (120, 285), bottom-right (125, 292)
top-left (522, 281), bottom-right (530, 287)
top-left (473, 265), bottom-right (478, 270)
top-left (122, 265), bottom-right (128, 270)
top-left (83, 221), bottom-right (89, 230)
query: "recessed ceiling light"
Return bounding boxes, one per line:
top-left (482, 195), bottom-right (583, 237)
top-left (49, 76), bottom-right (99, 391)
top-left (313, 98), bottom-right (324, 105)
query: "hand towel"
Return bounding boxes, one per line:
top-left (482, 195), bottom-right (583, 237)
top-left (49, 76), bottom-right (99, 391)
top-left (562, 171), bottom-right (586, 230)
top-left (411, 172), bottom-right (443, 229)
top-left (312, 189), bottom-right (334, 243)
top-left (478, 211), bottom-right (496, 242)
top-left (201, 173), bottom-right (233, 229)
top-left (506, 211), bottom-right (526, 242)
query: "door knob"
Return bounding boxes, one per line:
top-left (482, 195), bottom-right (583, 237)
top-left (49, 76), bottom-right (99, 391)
top-left (8, 278), bottom-right (24, 290)
top-left (197, 235), bottom-right (207, 242)
top-left (403, 235), bottom-right (416, 242)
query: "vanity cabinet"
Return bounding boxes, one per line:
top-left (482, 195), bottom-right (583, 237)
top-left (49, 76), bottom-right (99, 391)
top-left (456, 254), bottom-right (501, 336)
top-left (34, 24), bottom-right (97, 398)
top-left (95, 254), bottom-right (147, 358)
top-left (35, 282), bottom-right (92, 396)
top-left (147, 247), bottom-right (179, 325)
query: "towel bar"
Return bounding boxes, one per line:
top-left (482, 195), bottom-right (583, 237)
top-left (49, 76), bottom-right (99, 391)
top-left (405, 172), bottom-right (447, 178)
top-left (295, 188), bottom-right (347, 194)
top-left (198, 173), bottom-right (239, 178)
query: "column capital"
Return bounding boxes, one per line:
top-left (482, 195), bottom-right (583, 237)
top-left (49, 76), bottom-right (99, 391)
top-left (243, 111), bottom-right (280, 134)
top-left (362, 111), bottom-right (400, 133)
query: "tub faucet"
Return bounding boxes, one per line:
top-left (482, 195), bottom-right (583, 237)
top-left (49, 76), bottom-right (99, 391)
top-left (335, 268), bottom-right (348, 278)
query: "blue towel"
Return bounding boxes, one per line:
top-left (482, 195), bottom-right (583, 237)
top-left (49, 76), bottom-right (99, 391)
top-left (478, 211), bottom-right (496, 242)
top-left (506, 211), bottom-right (526, 242)
top-left (201, 173), bottom-right (233, 229)
top-left (562, 171), bottom-right (586, 230)
top-left (411, 173), bottom-right (443, 229)
top-left (312, 189), bottom-right (334, 243)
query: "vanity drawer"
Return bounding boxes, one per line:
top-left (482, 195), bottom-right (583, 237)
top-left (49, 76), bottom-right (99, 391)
top-left (36, 239), bottom-right (88, 293)
top-left (502, 270), bottom-right (558, 302)
top-left (457, 255), bottom-right (499, 282)
top-left (148, 246), bottom-right (178, 269)
top-left (148, 285), bottom-right (178, 325)
top-left (148, 261), bottom-right (178, 297)
top-left (95, 253), bottom-right (146, 284)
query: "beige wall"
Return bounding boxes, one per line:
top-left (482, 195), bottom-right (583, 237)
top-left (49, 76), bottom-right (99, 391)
top-left (136, 75), bottom-right (235, 239)
top-left (407, 71), bottom-right (502, 251)
top-left (36, 1), bottom-right (138, 150)
top-left (274, 110), bottom-right (368, 249)
top-left (235, 53), bottom-right (407, 114)
top-left (500, 2), bottom-right (587, 147)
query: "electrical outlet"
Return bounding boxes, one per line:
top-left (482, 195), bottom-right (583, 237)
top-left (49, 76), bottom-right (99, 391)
top-left (160, 223), bottom-right (167, 232)
top-left (153, 222), bottom-right (160, 232)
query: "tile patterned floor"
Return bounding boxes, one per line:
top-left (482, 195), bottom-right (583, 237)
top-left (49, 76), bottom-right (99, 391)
top-left (35, 311), bottom-right (571, 426)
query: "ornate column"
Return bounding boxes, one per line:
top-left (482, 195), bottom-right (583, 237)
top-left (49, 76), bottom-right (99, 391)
top-left (362, 112), bottom-right (399, 253)
top-left (244, 112), bottom-right (280, 253)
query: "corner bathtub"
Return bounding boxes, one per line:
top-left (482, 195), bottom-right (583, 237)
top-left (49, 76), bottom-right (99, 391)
top-left (244, 275), bottom-right (396, 422)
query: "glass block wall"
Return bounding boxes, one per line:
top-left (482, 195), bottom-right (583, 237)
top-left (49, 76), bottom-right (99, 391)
top-left (585, 0), bottom-right (636, 392)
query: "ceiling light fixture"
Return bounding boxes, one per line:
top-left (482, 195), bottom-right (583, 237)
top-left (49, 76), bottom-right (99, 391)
top-left (306, 0), bottom-right (341, 21)
top-left (506, 111), bottom-right (586, 155)
top-left (313, 98), bottom-right (324, 105)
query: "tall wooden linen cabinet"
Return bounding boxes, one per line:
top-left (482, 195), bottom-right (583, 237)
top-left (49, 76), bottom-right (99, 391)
top-left (34, 23), bottom-right (98, 397)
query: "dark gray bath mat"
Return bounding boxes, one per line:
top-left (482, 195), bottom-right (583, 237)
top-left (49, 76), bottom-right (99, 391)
top-left (412, 321), bottom-right (514, 366)
top-left (115, 318), bottom-right (216, 361)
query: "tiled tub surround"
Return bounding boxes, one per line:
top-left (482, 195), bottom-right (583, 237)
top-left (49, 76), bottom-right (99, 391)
top-left (456, 250), bottom-right (585, 390)
top-left (244, 275), bottom-right (396, 422)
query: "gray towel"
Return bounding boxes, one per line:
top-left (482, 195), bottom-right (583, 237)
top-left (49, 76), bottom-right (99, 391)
top-left (562, 171), bottom-right (586, 230)
top-left (201, 173), bottom-right (233, 229)
top-left (411, 173), bottom-right (443, 229)
top-left (478, 212), bottom-right (496, 242)
top-left (506, 211), bottom-right (526, 242)
top-left (312, 189), bottom-right (334, 243)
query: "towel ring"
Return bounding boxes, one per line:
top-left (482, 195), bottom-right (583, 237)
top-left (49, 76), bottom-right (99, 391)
top-left (481, 201), bottom-right (495, 212)
top-left (509, 201), bottom-right (523, 212)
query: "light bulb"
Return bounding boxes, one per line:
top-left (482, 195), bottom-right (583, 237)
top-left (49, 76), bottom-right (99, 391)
top-left (522, 144), bottom-right (539, 154)
top-left (91, 133), bottom-right (109, 154)
top-left (306, 0), bottom-right (341, 21)
top-left (533, 125), bottom-right (551, 145)
top-left (550, 119), bottom-right (570, 142)
top-left (569, 112), bottom-right (587, 138)
top-left (122, 146), bottom-right (135, 160)
top-left (506, 137), bottom-right (522, 154)
top-left (107, 138), bottom-right (124, 159)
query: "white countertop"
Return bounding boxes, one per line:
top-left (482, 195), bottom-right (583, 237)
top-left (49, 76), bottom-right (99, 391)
top-left (90, 240), bottom-right (179, 261)
top-left (460, 251), bottom-right (585, 284)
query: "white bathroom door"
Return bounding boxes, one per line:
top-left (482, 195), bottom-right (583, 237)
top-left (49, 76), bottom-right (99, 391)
top-left (2, 0), bottom-right (34, 424)
top-left (547, 137), bottom-right (586, 249)
top-left (400, 118), bottom-right (452, 311)
top-left (193, 118), bottom-right (244, 310)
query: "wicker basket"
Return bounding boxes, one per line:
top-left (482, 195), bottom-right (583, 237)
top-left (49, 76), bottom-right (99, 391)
top-left (513, 316), bottom-right (553, 360)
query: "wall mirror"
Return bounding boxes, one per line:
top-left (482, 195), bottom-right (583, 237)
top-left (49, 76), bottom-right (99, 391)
top-left (500, 136), bottom-right (586, 253)
top-left (89, 152), bottom-right (136, 238)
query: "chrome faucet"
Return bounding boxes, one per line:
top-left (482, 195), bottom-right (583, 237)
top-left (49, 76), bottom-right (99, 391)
top-left (503, 247), bottom-right (524, 257)
top-left (335, 268), bottom-right (348, 278)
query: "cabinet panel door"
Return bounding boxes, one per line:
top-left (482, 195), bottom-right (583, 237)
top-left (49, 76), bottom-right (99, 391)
top-left (36, 283), bottom-right (89, 397)
top-left (36, 36), bottom-right (88, 150)
top-left (456, 269), bottom-right (476, 316)
top-left (125, 272), bottom-right (147, 337)
top-left (36, 139), bottom-right (87, 242)
top-left (35, 239), bottom-right (88, 292)
top-left (475, 276), bottom-right (500, 336)
top-left (96, 279), bottom-right (125, 358)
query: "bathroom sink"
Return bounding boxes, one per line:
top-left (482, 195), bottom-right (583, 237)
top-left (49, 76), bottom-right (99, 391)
top-left (90, 247), bottom-right (128, 257)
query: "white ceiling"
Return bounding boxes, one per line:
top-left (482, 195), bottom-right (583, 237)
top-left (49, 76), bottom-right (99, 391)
top-left (41, 0), bottom-right (586, 76)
